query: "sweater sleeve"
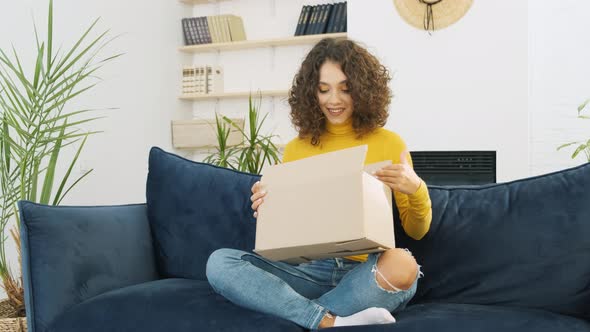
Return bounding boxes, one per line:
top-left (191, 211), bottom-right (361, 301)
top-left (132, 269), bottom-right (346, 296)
top-left (393, 147), bottom-right (432, 240)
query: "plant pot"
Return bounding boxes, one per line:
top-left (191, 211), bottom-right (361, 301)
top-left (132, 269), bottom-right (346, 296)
top-left (0, 300), bottom-right (26, 332)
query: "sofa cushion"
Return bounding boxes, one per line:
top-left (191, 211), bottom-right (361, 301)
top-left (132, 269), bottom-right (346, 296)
top-left (49, 278), bottom-right (304, 332)
top-left (393, 163), bottom-right (590, 320)
top-left (19, 202), bottom-right (158, 332)
top-left (146, 147), bottom-right (260, 280)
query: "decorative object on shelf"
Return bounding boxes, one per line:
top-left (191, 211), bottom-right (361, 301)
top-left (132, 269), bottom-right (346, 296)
top-left (182, 65), bottom-right (223, 95)
top-left (203, 93), bottom-right (281, 174)
top-left (182, 15), bottom-right (246, 45)
top-left (294, 2), bottom-right (347, 36)
top-left (0, 0), bottom-right (120, 322)
top-left (171, 118), bottom-right (244, 149)
top-left (393, 0), bottom-right (473, 32)
top-left (557, 99), bottom-right (590, 162)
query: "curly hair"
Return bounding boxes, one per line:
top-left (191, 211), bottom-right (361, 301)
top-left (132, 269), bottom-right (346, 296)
top-left (288, 38), bottom-right (392, 145)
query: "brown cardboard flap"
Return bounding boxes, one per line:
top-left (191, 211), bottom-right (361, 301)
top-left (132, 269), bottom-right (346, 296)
top-left (279, 247), bottom-right (388, 265)
top-left (254, 237), bottom-right (392, 264)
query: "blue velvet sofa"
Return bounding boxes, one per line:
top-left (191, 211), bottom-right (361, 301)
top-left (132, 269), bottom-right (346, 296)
top-left (19, 147), bottom-right (590, 332)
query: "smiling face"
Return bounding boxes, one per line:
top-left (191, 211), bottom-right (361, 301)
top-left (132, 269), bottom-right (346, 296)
top-left (316, 60), bottom-right (354, 125)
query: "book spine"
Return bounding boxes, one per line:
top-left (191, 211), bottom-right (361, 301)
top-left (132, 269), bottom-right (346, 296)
top-left (324, 4), bottom-right (337, 34)
top-left (318, 4), bottom-right (330, 34)
top-left (190, 17), bottom-right (202, 44)
top-left (294, 5), bottom-right (307, 36)
top-left (201, 17), bottom-right (212, 43)
top-left (181, 19), bottom-right (190, 45)
top-left (305, 5), bottom-right (317, 35)
top-left (300, 6), bottom-right (312, 36)
top-left (337, 2), bottom-right (347, 33)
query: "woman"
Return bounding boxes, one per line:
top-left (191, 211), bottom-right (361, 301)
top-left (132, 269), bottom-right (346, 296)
top-left (206, 38), bottom-right (432, 329)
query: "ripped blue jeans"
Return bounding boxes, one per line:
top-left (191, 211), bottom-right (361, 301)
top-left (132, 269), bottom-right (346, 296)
top-left (206, 248), bottom-right (422, 329)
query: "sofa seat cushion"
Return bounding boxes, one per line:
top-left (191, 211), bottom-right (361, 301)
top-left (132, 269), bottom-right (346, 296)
top-left (330, 303), bottom-right (590, 332)
top-left (48, 278), bottom-right (303, 332)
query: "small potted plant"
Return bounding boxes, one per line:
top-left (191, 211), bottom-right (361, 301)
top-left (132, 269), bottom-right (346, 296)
top-left (204, 92), bottom-right (281, 174)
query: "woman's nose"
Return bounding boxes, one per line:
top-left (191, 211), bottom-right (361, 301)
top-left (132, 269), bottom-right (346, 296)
top-left (327, 91), bottom-right (342, 103)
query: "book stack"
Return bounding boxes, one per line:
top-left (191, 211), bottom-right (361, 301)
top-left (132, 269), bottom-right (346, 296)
top-left (182, 15), bottom-right (246, 45)
top-left (294, 2), bottom-right (347, 36)
top-left (182, 66), bottom-right (224, 95)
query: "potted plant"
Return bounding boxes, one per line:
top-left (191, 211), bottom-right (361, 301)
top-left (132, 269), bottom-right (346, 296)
top-left (204, 93), bottom-right (281, 174)
top-left (557, 99), bottom-right (590, 162)
top-left (0, 0), bottom-right (120, 328)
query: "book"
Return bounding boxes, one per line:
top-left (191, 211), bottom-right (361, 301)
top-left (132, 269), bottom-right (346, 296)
top-left (294, 5), bottom-right (308, 36)
top-left (219, 15), bottom-right (232, 42)
top-left (325, 3), bottom-right (339, 33)
top-left (341, 2), bottom-right (347, 32)
top-left (336, 2), bottom-right (347, 32)
top-left (304, 5), bottom-right (318, 35)
top-left (194, 17), bottom-right (204, 44)
top-left (207, 16), bottom-right (220, 43)
top-left (300, 5), bottom-right (312, 35)
top-left (228, 15), bottom-right (247, 41)
top-left (181, 18), bottom-right (191, 45)
top-left (200, 17), bottom-right (212, 44)
top-left (317, 4), bottom-right (332, 34)
top-left (206, 66), bottom-right (224, 94)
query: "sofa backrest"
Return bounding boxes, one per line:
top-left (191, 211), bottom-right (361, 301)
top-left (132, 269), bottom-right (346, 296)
top-left (394, 162), bottom-right (590, 320)
top-left (19, 202), bottom-right (158, 332)
top-left (148, 148), bottom-right (590, 320)
top-left (146, 147), bottom-right (260, 280)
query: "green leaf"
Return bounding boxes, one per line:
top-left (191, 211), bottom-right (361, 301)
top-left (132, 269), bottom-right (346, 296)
top-left (29, 158), bottom-right (40, 202)
top-left (47, 0), bottom-right (53, 71)
top-left (557, 142), bottom-right (580, 151)
top-left (571, 144), bottom-right (588, 159)
top-left (2, 120), bottom-right (10, 173)
top-left (577, 99), bottom-right (589, 113)
top-left (53, 134), bottom-right (88, 205)
top-left (55, 169), bottom-right (93, 206)
top-left (39, 120), bottom-right (65, 204)
top-left (33, 43), bottom-right (45, 90)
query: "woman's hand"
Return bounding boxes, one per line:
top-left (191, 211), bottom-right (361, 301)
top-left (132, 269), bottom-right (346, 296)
top-left (374, 151), bottom-right (422, 195)
top-left (250, 181), bottom-right (267, 218)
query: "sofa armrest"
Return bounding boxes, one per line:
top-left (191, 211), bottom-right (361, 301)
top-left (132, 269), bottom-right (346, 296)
top-left (18, 201), bottom-right (159, 332)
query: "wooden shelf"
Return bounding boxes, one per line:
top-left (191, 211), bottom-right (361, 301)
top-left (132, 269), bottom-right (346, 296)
top-left (179, 90), bottom-right (288, 101)
top-left (179, 32), bottom-right (347, 53)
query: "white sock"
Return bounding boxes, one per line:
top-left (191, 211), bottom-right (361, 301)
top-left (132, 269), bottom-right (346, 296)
top-left (333, 307), bottom-right (396, 327)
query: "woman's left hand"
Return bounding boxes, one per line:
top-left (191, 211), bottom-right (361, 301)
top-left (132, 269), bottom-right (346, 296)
top-left (374, 151), bottom-right (422, 195)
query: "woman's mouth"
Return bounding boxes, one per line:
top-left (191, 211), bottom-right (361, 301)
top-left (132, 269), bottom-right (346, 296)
top-left (328, 108), bottom-right (345, 116)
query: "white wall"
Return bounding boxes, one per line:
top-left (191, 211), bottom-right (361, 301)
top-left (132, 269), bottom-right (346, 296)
top-left (1, 0), bottom-right (190, 206)
top-left (349, 0), bottom-right (529, 182)
top-left (528, 0), bottom-right (590, 175)
top-left (0, 0), bottom-right (190, 298)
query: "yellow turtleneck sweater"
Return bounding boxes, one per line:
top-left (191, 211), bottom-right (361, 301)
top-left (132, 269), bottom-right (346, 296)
top-left (282, 118), bottom-right (432, 262)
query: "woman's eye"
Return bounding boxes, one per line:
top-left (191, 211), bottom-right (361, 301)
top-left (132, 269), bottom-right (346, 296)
top-left (319, 89), bottom-right (329, 94)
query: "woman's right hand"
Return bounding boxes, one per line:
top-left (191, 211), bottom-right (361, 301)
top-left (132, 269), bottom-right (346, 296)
top-left (250, 181), bottom-right (267, 219)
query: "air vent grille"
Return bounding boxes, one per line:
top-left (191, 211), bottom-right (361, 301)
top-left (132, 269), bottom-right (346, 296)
top-left (410, 151), bottom-right (496, 185)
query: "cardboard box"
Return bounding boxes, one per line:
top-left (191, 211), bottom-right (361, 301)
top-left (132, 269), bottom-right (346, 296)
top-left (254, 145), bottom-right (395, 264)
